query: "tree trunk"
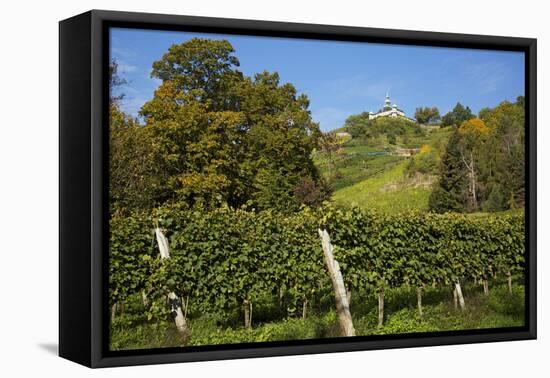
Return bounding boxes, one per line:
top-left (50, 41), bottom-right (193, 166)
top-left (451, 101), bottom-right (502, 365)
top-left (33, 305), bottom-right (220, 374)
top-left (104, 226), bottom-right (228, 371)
top-left (483, 278), bottom-right (489, 296)
top-left (507, 271), bottom-right (513, 294)
top-left (469, 152), bottom-right (478, 210)
top-left (302, 298), bottom-right (308, 319)
top-left (318, 229), bottom-right (355, 337)
top-left (417, 286), bottom-right (423, 316)
top-left (455, 281), bottom-right (465, 310)
top-left (155, 227), bottom-right (188, 338)
top-left (378, 286), bottom-right (385, 327)
top-left (460, 151), bottom-right (478, 210)
top-left (243, 299), bottom-right (252, 328)
top-left (472, 164), bottom-right (477, 208)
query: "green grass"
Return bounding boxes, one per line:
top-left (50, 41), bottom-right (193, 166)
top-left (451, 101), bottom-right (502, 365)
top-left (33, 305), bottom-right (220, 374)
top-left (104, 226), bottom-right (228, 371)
top-left (352, 282), bottom-right (525, 336)
top-left (332, 160), bottom-right (432, 213)
top-left (110, 312), bottom-right (341, 350)
top-left (110, 281), bottom-right (524, 351)
top-left (401, 126), bottom-right (453, 150)
top-left (314, 139), bottom-right (405, 192)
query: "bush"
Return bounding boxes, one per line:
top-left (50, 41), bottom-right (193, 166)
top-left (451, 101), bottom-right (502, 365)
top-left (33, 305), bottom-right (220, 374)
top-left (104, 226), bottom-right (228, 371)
top-left (375, 308), bottom-right (440, 335)
top-left (404, 147), bottom-right (438, 177)
top-left (188, 315), bottom-right (338, 346)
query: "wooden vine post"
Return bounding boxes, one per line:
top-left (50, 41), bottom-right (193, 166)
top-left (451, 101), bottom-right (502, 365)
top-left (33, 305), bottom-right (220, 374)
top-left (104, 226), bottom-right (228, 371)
top-left (416, 286), bottom-right (423, 316)
top-left (454, 280), bottom-right (466, 310)
top-left (155, 227), bottom-right (188, 337)
top-left (378, 285), bottom-right (385, 327)
top-left (483, 278), bottom-right (489, 296)
top-left (243, 299), bottom-right (252, 329)
top-left (318, 229), bottom-right (355, 337)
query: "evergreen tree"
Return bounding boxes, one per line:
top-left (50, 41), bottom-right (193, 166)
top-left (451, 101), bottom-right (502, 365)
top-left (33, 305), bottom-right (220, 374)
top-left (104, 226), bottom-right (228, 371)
top-left (483, 100), bottom-right (525, 208)
top-left (429, 128), bottom-right (468, 212)
top-left (431, 98), bottom-right (525, 213)
top-left (482, 183), bottom-right (509, 212)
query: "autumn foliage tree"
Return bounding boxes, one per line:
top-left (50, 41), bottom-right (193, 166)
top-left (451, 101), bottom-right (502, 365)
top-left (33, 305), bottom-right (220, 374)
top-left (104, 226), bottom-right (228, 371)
top-left (430, 98), bottom-right (524, 213)
top-left (135, 38), bottom-right (330, 212)
top-left (457, 118), bottom-right (489, 211)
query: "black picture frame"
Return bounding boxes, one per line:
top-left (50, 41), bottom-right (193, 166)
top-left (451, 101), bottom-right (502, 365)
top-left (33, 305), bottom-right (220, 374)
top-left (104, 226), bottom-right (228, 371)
top-left (59, 9), bottom-right (537, 368)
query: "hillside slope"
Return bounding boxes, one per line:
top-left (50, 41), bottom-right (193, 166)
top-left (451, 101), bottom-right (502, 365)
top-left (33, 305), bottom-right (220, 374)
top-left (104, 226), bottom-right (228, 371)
top-left (332, 160), bottom-right (433, 212)
top-left (315, 126), bottom-right (452, 213)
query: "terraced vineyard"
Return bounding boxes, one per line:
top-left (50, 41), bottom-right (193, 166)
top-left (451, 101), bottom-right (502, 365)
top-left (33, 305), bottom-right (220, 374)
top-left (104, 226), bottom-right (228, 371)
top-left (315, 126), bottom-right (453, 213)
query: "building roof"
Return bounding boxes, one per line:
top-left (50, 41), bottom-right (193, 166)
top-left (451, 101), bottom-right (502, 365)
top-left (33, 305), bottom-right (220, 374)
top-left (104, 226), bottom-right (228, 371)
top-left (372, 94), bottom-right (406, 116)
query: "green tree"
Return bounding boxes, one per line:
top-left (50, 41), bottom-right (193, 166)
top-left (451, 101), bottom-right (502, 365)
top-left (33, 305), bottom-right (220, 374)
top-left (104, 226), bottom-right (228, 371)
top-left (515, 95), bottom-right (525, 109)
top-left (110, 106), bottom-right (164, 212)
top-left (109, 59), bottom-right (127, 106)
top-left (151, 38), bottom-right (242, 109)
top-left (429, 128), bottom-right (468, 212)
top-left (478, 107), bottom-right (492, 122)
top-left (414, 106), bottom-right (441, 124)
top-left (140, 39), bottom-right (329, 212)
top-left (457, 118), bottom-right (489, 211)
top-left (431, 98), bottom-right (525, 213)
top-left (481, 99), bottom-right (525, 209)
top-left (238, 71), bottom-right (330, 211)
top-left (440, 102), bottom-right (474, 127)
top-left (344, 112), bottom-right (371, 138)
top-left (109, 61), bottom-right (162, 213)
top-left (140, 81), bottom-right (248, 208)
top-left (482, 183), bottom-right (508, 212)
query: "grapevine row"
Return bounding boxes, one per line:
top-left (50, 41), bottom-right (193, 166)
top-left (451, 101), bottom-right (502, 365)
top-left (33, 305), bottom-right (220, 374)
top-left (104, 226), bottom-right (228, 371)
top-left (109, 205), bottom-right (525, 327)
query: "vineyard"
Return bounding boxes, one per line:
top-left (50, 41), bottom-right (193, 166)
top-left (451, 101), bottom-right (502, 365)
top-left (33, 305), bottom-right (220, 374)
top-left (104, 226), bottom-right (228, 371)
top-left (106, 36), bottom-right (527, 351)
top-left (109, 205), bottom-right (525, 350)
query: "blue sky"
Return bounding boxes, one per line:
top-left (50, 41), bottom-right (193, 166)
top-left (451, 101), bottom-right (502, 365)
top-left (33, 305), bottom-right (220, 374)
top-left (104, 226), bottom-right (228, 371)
top-left (110, 28), bottom-right (525, 131)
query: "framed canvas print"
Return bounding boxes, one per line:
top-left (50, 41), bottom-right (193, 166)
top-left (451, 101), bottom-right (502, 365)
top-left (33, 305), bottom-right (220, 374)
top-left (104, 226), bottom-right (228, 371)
top-left (59, 10), bottom-right (536, 368)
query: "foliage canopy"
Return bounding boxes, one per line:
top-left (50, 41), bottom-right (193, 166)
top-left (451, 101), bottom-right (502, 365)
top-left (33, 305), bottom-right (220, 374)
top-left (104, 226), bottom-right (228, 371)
top-left (110, 39), bottom-right (330, 213)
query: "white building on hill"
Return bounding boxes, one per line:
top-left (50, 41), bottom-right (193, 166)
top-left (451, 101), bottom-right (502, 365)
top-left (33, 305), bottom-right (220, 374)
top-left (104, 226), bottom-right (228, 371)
top-left (369, 94), bottom-right (416, 122)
